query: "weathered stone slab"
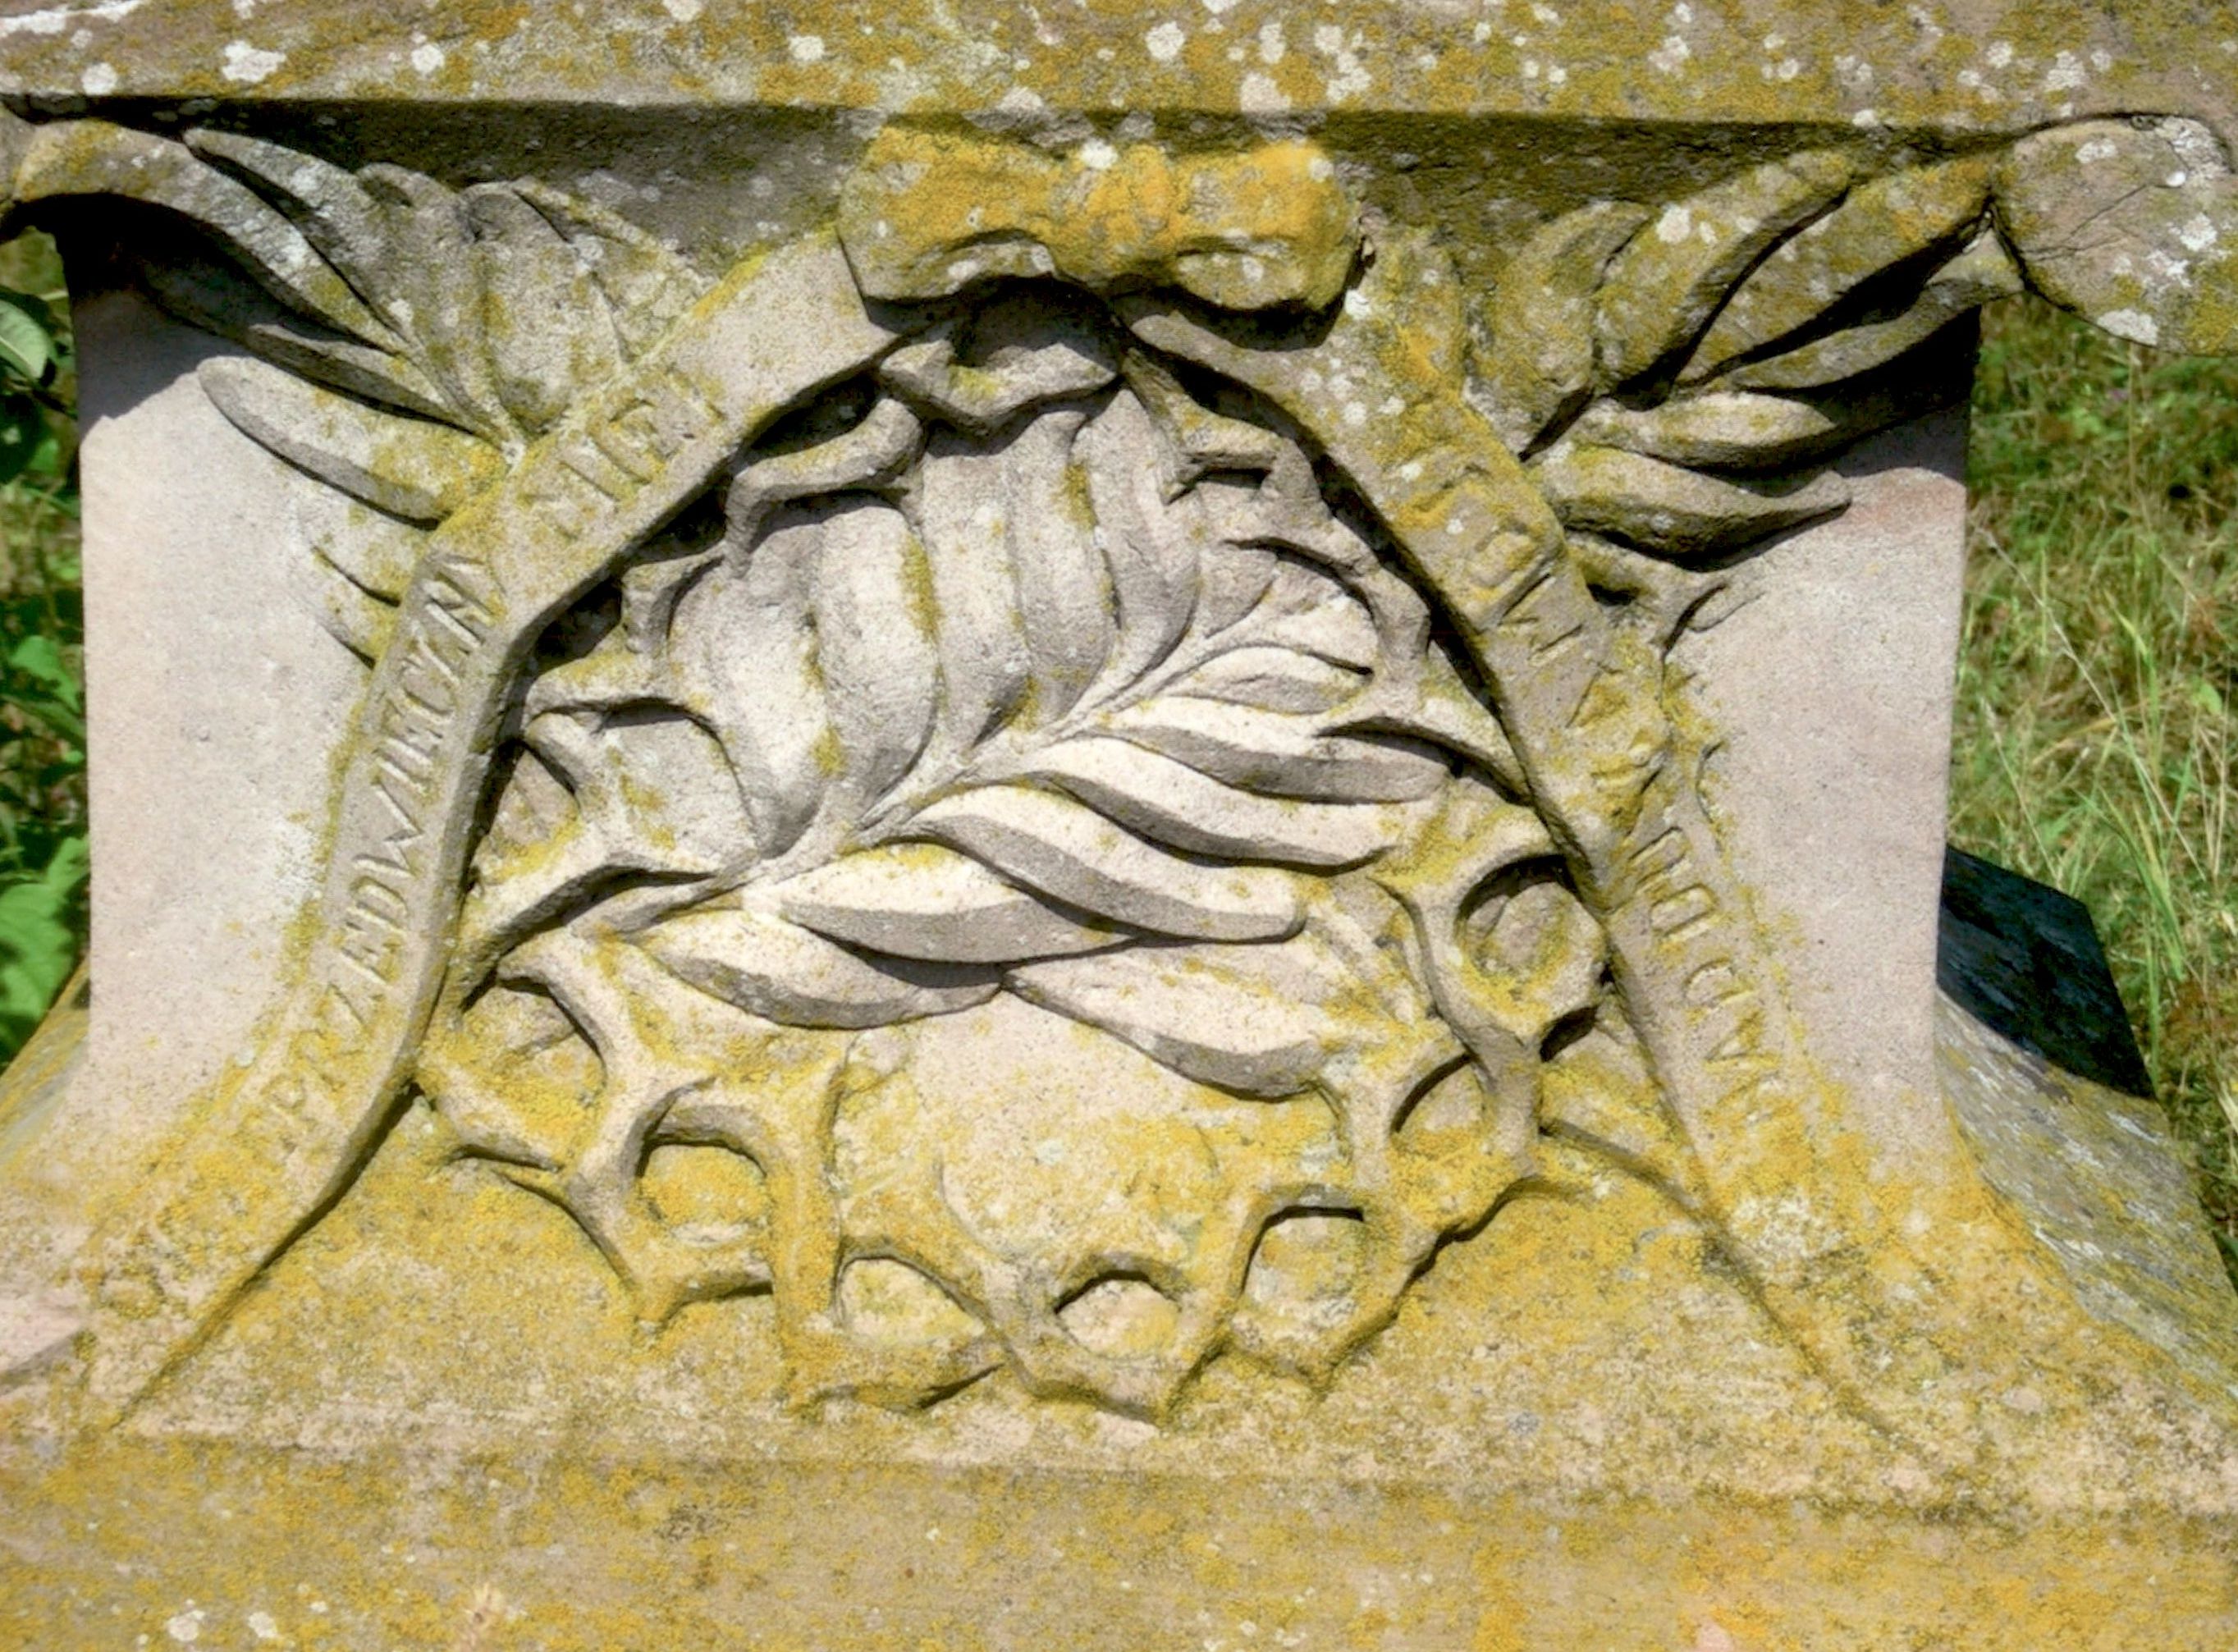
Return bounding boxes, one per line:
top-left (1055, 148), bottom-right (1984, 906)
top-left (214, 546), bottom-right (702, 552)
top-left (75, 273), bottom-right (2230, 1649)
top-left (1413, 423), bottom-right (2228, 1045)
top-left (2, 3), bottom-right (2237, 1645)
top-left (0, 0), bottom-right (2234, 140)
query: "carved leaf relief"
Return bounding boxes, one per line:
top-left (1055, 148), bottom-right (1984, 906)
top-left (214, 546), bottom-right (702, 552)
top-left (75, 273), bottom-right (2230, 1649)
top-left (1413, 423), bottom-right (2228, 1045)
top-left (414, 288), bottom-right (1598, 1412)
top-left (14, 108), bottom-right (2232, 1422)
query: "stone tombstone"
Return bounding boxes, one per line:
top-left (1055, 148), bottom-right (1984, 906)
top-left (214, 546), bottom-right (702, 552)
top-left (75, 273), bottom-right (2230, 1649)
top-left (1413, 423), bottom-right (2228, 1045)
top-left (2, 3), bottom-right (2236, 1646)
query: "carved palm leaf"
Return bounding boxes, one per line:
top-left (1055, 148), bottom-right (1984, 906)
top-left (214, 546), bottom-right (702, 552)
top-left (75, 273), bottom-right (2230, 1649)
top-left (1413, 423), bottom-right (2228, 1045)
top-left (463, 305), bottom-right (1531, 1055)
top-left (429, 303), bottom-right (1594, 1383)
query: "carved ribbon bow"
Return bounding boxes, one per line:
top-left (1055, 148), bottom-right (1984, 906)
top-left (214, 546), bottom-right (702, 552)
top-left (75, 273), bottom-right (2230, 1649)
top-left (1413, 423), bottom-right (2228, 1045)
top-left (835, 128), bottom-right (1361, 311)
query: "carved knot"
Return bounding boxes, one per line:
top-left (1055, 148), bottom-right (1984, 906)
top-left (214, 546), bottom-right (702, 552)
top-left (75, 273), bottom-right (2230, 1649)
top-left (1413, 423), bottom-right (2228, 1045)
top-left (835, 127), bottom-right (1361, 313)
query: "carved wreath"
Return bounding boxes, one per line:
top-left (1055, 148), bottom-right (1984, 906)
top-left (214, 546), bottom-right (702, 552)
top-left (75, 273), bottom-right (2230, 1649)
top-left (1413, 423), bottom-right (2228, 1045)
top-left (10, 110), bottom-right (2232, 1421)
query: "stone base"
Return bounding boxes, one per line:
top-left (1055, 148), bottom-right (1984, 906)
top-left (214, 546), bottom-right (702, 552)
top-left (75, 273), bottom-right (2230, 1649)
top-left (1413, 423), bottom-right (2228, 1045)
top-left (7, 986), bottom-right (2238, 1650)
top-left (5, 1430), bottom-right (2238, 1651)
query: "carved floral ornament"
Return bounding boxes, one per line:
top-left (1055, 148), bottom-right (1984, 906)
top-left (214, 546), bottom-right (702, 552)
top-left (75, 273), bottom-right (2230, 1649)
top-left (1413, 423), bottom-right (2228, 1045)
top-left (2, 110), bottom-right (2233, 1421)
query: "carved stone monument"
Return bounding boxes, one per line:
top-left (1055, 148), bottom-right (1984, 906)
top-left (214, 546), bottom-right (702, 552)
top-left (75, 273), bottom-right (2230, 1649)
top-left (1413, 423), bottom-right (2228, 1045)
top-left (2, 4), bottom-right (2237, 1645)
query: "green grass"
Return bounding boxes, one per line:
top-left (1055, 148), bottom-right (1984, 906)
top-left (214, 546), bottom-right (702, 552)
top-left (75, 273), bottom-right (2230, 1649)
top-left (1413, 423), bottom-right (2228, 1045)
top-left (0, 233), bottom-right (2227, 1262)
top-left (0, 231), bottom-right (85, 1055)
top-left (1955, 295), bottom-right (2238, 1265)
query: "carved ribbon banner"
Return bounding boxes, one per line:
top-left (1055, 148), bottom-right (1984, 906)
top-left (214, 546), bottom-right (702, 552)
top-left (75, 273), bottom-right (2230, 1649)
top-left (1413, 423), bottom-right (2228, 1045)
top-left (2, 107), bottom-right (2234, 1425)
top-left (73, 244), bottom-right (899, 1411)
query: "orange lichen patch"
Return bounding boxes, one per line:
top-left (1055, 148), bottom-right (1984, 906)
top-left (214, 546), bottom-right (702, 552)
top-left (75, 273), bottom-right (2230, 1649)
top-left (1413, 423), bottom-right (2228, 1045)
top-left (837, 128), bottom-right (1359, 310)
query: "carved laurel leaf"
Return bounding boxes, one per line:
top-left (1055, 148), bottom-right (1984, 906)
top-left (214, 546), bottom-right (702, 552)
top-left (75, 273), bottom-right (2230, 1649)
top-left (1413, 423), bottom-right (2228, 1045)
top-left (181, 130), bottom-right (394, 295)
top-left (1527, 439), bottom-right (1851, 560)
top-left (1592, 149), bottom-right (1853, 387)
top-left (1475, 200), bottom-right (1651, 455)
top-left (509, 180), bottom-right (706, 359)
top-left (6, 117), bottom-right (736, 702)
top-left (139, 252), bottom-right (460, 424)
top-left (355, 165), bottom-right (518, 442)
top-left (464, 182), bottom-right (629, 434)
top-left (11, 118), bottom-right (712, 464)
top-left (14, 120), bottom-right (396, 346)
top-left (1718, 232), bottom-right (2022, 391)
top-left (199, 355), bottom-right (501, 522)
top-left (1571, 390), bottom-right (1860, 473)
top-left (305, 561), bottom-right (400, 663)
top-left (1680, 154), bottom-right (1995, 383)
top-left (1498, 144), bottom-right (2026, 565)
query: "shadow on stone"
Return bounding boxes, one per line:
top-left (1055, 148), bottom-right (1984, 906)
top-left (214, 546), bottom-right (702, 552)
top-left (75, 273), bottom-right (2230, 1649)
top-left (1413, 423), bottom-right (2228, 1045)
top-left (1938, 844), bottom-right (2154, 1098)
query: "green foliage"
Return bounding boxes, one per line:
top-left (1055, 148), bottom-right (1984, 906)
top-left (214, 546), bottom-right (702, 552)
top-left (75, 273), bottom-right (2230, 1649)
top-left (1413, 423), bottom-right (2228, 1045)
top-left (0, 831), bottom-right (84, 1048)
top-left (1955, 295), bottom-right (2238, 1270)
top-left (0, 267), bottom-right (70, 488)
top-left (0, 231), bottom-right (85, 1060)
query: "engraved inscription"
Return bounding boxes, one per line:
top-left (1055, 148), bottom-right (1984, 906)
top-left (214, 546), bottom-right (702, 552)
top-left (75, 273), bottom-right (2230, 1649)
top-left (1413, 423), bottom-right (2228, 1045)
top-left (336, 556), bottom-right (500, 1005)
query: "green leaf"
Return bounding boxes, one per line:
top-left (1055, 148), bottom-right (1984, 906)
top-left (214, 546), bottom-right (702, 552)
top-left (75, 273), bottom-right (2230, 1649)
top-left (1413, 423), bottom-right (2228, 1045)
top-left (0, 294), bottom-right (56, 389)
top-left (0, 291), bottom-right (60, 336)
top-left (6, 634), bottom-right (83, 744)
top-left (10, 634), bottom-right (80, 706)
top-left (0, 832), bottom-right (86, 1051)
top-left (0, 392), bottom-right (43, 486)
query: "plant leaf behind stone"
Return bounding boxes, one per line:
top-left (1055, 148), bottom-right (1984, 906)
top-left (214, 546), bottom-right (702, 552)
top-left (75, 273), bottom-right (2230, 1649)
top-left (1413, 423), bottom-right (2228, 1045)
top-left (0, 293), bottom-right (54, 389)
top-left (0, 833), bottom-right (85, 1053)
